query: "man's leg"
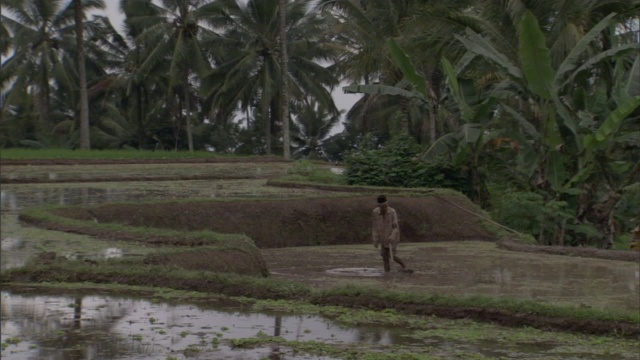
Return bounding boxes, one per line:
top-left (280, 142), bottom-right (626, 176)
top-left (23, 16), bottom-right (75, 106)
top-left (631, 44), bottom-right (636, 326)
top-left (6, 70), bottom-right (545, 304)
top-left (391, 247), bottom-right (406, 269)
top-left (381, 247), bottom-right (391, 272)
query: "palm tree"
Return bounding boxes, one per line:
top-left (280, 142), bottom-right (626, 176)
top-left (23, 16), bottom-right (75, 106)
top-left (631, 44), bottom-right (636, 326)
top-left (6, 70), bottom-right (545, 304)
top-left (73, 0), bottom-right (104, 150)
top-left (202, 0), bottom-right (339, 155)
top-left (2, 0), bottom-right (74, 143)
top-left (279, 0), bottom-right (290, 158)
top-left (122, 0), bottom-right (220, 151)
top-left (291, 98), bottom-right (341, 159)
top-left (1, 0), bottom-right (106, 147)
top-left (318, 0), bottom-right (459, 144)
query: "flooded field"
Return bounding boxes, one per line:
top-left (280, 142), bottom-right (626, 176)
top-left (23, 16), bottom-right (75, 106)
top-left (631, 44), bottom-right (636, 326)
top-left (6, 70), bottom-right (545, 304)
top-left (1, 162), bottom-right (639, 359)
top-left (3, 288), bottom-right (639, 360)
top-left (2, 289), bottom-right (400, 360)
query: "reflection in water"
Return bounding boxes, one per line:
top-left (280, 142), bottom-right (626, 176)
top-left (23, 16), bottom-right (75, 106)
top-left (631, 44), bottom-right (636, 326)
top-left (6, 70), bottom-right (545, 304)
top-left (3, 291), bottom-right (636, 360)
top-left (0, 291), bottom-right (404, 360)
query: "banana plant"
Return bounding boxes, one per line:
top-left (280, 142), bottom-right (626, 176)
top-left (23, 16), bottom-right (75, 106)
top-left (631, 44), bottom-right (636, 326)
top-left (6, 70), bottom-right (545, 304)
top-left (454, 9), bottom-right (640, 246)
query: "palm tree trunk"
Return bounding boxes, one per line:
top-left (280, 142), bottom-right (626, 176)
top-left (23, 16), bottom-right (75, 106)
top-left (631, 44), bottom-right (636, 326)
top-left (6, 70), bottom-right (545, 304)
top-left (74, 0), bottom-right (90, 150)
top-left (264, 102), bottom-right (272, 155)
top-left (279, 0), bottom-right (290, 159)
top-left (184, 71), bottom-right (194, 152)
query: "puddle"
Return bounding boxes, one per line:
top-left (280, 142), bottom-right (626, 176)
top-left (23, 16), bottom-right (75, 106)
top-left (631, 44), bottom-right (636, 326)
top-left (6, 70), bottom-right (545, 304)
top-left (326, 267), bottom-right (385, 277)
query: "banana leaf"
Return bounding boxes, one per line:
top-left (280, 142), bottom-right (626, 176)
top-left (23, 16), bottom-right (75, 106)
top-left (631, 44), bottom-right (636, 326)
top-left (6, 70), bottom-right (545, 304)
top-left (554, 13), bottom-right (616, 84)
top-left (386, 38), bottom-right (427, 97)
top-left (518, 10), bottom-right (554, 99)
top-left (548, 150), bottom-right (567, 191)
top-left (441, 57), bottom-right (474, 122)
top-left (501, 104), bottom-right (539, 138)
top-left (343, 84), bottom-right (425, 102)
top-left (594, 95), bottom-right (640, 142)
top-left (628, 54), bottom-right (640, 97)
top-left (455, 29), bottom-right (523, 80)
top-left (421, 132), bottom-right (458, 161)
top-left (561, 44), bottom-right (640, 88)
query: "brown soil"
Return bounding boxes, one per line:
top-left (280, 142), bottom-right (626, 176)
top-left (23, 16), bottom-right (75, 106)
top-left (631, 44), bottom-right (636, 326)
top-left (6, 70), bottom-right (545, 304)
top-left (49, 195), bottom-right (495, 247)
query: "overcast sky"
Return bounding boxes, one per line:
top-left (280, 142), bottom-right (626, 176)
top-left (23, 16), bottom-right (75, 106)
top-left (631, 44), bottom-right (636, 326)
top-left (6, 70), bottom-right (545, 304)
top-left (100, 1), bottom-right (359, 132)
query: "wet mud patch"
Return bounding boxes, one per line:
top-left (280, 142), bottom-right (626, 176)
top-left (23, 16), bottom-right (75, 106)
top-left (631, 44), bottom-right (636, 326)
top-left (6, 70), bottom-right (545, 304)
top-left (261, 242), bottom-right (640, 312)
top-left (325, 267), bottom-right (385, 277)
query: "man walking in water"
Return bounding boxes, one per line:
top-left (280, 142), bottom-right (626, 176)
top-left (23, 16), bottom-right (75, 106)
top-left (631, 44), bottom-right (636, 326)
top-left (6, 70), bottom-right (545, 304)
top-left (372, 195), bottom-right (407, 272)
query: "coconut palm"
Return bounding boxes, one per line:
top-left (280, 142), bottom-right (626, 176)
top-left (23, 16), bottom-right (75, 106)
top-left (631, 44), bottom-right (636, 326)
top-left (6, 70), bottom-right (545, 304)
top-left (278, 0), bottom-right (291, 158)
top-left (0, 0), bottom-right (103, 145)
top-left (73, 0), bottom-right (106, 150)
top-left (202, 0), bottom-right (339, 155)
top-left (291, 98), bottom-right (341, 160)
top-left (121, 0), bottom-right (221, 151)
top-left (318, 0), bottom-right (475, 144)
top-left (1, 0), bottom-right (103, 145)
top-left (317, 0), bottom-right (418, 139)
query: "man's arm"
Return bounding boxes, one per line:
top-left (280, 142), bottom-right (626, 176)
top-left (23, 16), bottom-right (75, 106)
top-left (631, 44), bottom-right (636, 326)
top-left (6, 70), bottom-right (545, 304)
top-left (389, 210), bottom-right (399, 244)
top-left (372, 209), bottom-right (379, 248)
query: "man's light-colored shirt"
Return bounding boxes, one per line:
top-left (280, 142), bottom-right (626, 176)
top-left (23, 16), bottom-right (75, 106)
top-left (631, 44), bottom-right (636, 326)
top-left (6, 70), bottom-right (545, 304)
top-left (372, 206), bottom-right (400, 248)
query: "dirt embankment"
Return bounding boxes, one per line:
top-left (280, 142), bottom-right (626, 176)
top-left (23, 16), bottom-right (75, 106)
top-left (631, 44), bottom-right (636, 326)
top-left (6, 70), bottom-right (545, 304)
top-left (51, 195), bottom-right (494, 248)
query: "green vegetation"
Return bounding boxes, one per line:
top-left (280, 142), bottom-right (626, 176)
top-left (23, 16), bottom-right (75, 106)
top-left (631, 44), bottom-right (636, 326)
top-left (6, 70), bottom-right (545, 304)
top-left (0, 149), bottom-right (235, 160)
top-left (2, 0), bottom-right (638, 250)
top-left (0, 258), bottom-right (310, 299)
top-left (311, 285), bottom-right (639, 324)
top-left (19, 202), bottom-right (258, 249)
top-left (344, 134), bottom-right (472, 196)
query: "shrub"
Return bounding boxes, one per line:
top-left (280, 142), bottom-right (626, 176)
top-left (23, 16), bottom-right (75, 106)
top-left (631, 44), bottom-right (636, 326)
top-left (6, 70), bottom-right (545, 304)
top-left (344, 133), bottom-right (471, 194)
top-left (490, 188), bottom-right (572, 244)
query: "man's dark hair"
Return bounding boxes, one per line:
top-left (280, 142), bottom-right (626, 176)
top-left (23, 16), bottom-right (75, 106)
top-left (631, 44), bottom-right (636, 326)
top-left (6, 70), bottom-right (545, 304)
top-left (377, 195), bottom-right (387, 204)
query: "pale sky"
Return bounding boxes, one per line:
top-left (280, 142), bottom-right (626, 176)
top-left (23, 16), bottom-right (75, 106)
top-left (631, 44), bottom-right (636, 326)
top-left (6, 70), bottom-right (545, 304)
top-left (101, 0), bottom-right (359, 133)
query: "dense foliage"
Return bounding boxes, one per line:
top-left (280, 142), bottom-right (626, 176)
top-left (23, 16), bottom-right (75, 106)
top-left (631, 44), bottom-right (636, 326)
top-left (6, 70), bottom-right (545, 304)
top-left (2, 0), bottom-right (639, 247)
top-left (344, 134), bottom-right (472, 196)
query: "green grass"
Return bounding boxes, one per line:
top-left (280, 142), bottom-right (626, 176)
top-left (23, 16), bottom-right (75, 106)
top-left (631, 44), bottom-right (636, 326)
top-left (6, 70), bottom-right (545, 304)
top-left (0, 148), bottom-right (244, 160)
top-left (19, 203), bottom-right (258, 251)
top-left (314, 285), bottom-right (640, 324)
top-left (0, 259), bottom-right (311, 300)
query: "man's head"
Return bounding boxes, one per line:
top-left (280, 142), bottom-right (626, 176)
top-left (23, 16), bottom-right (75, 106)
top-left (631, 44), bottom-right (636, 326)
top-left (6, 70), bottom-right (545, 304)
top-left (377, 195), bottom-right (388, 212)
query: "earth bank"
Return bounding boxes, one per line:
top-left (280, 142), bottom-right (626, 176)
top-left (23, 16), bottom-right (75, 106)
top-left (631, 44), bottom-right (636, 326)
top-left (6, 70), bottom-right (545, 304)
top-left (46, 195), bottom-right (494, 247)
